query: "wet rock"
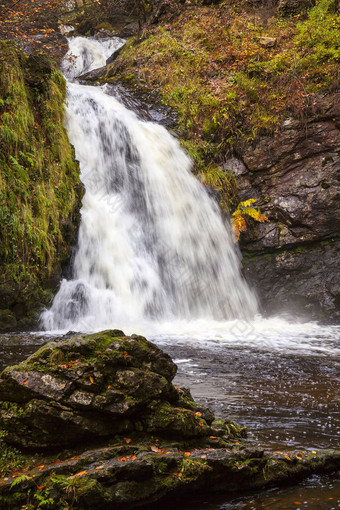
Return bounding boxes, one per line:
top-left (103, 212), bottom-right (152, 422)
top-left (0, 442), bottom-right (339, 509)
top-left (106, 44), bottom-right (125, 65)
top-left (237, 92), bottom-right (340, 322)
top-left (0, 330), bottom-right (236, 448)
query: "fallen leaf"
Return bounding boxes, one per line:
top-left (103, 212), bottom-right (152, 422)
top-left (284, 455), bottom-right (292, 461)
top-left (23, 379), bottom-right (28, 385)
top-left (129, 454), bottom-right (136, 460)
top-left (89, 376), bottom-right (94, 384)
top-left (118, 457), bottom-right (127, 462)
top-left (184, 452), bottom-right (191, 457)
top-left (95, 465), bottom-right (104, 470)
top-left (72, 471), bottom-right (87, 477)
top-left (123, 351), bottom-right (129, 358)
top-left (107, 385), bottom-right (111, 389)
top-left (312, 450), bottom-right (317, 454)
top-left (201, 454), bottom-right (207, 459)
top-left (209, 436), bottom-right (216, 439)
top-left (151, 446), bottom-right (161, 453)
top-left (124, 438), bottom-right (131, 444)
top-left (195, 412), bottom-right (202, 417)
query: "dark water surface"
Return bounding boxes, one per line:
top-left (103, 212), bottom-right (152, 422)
top-left (0, 332), bottom-right (339, 509)
top-left (159, 341), bottom-right (340, 509)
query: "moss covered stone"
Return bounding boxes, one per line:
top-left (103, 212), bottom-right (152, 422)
top-left (0, 41), bottom-right (82, 331)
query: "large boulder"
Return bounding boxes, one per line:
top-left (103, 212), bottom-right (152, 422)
top-left (0, 330), bottom-right (232, 448)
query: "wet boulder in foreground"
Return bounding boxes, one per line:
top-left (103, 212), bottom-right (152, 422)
top-left (0, 330), bottom-right (234, 448)
top-left (0, 330), bottom-right (339, 509)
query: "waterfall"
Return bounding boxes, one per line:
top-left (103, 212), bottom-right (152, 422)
top-left (41, 37), bottom-right (258, 333)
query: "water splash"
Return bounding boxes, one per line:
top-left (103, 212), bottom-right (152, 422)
top-left (41, 37), bottom-right (258, 332)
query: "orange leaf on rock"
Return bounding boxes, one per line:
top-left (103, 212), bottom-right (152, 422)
top-left (72, 471), bottom-right (87, 477)
top-left (151, 446), bottom-right (162, 453)
top-left (118, 457), bottom-right (127, 462)
top-left (284, 455), bottom-right (292, 461)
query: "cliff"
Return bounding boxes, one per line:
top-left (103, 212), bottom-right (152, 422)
top-left (0, 42), bottom-right (82, 331)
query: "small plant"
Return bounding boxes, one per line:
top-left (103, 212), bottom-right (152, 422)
top-left (231, 199), bottom-right (268, 241)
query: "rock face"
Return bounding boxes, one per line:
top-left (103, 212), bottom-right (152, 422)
top-left (0, 42), bottom-right (82, 332)
top-left (234, 93), bottom-right (340, 322)
top-left (0, 330), bottom-right (234, 448)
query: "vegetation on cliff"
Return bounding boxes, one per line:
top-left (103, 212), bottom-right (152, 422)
top-left (105, 0), bottom-right (339, 206)
top-left (0, 41), bottom-right (81, 330)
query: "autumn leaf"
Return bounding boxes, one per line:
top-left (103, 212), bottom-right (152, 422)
top-left (129, 454), bottom-right (137, 460)
top-left (124, 438), bottom-right (131, 444)
top-left (184, 452), bottom-right (191, 457)
top-left (118, 457), bottom-right (127, 462)
top-left (284, 455), bottom-right (292, 461)
top-left (70, 471), bottom-right (87, 478)
top-left (150, 446), bottom-right (162, 453)
top-left (89, 376), bottom-right (94, 384)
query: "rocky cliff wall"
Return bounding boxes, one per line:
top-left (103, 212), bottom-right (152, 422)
top-left (0, 42), bottom-right (82, 331)
top-left (236, 93), bottom-right (340, 321)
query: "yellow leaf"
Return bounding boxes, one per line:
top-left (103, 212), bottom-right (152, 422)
top-left (239, 198), bottom-right (256, 208)
top-left (89, 376), bottom-right (94, 384)
top-left (284, 455), bottom-right (292, 461)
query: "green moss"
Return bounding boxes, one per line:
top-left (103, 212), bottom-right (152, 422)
top-left (0, 41), bottom-right (81, 328)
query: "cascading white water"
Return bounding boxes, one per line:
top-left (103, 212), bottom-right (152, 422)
top-left (41, 36), bottom-right (258, 332)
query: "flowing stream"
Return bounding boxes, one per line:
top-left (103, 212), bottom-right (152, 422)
top-left (34, 36), bottom-right (340, 507)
